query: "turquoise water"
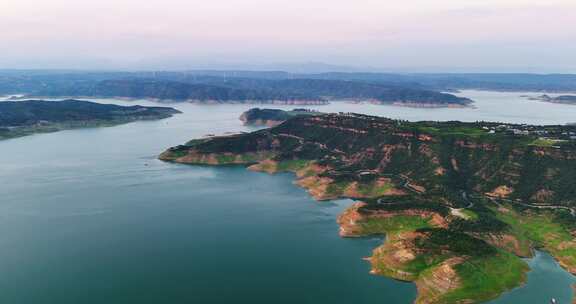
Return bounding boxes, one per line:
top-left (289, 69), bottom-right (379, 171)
top-left (0, 91), bottom-right (574, 303)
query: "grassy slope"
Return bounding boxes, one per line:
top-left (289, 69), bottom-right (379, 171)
top-left (160, 114), bottom-right (576, 303)
top-left (350, 209), bottom-right (530, 304)
top-left (442, 251), bottom-right (529, 303)
top-left (496, 207), bottom-right (576, 273)
top-left (358, 215), bottom-right (438, 281)
top-left (359, 216), bottom-right (432, 235)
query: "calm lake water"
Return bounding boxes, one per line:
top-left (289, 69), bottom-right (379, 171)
top-left (0, 91), bottom-right (574, 303)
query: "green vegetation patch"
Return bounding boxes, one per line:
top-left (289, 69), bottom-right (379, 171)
top-left (418, 125), bottom-right (489, 138)
top-left (442, 251), bottom-right (529, 304)
top-left (276, 159), bottom-right (310, 172)
top-left (256, 161), bottom-right (276, 172)
top-left (415, 229), bottom-right (529, 303)
top-left (529, 138), bottom-right (560, 147)
top-left (496, 207), bottom-right (576, 269)
top-left (370, 234), bottom-right (450, 282)
top-left (418, 126), bottom-right (441, 134)
top-left (416, 228), bottom-right (497, 257)
top-left (460, 209), bottom-right (479, 220)
top-left (325, 181), bottom-right (350, 196)
top-left (298, 167), bottom-right (318, 178)
top-left (167, 149), bottom-right (188, 158)
top-left (357, 181), bottom-right (394, 197)
top-left (185, 138), bottom-right (211, 146)
top-left (359, 216), bottom-right (433, 235)
top-left (239, 153), bottom-right (264, 163)
top-left (215, 154), bottom-right (238, 164)
top-left (402, 253), bottom-right (449, 275)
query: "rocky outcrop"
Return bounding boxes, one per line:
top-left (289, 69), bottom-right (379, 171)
top-left (295, 175), bottom-right (338, 201)
top-left (367, 231), bottom-right (467, 304)
top-left (556, 252), bottom-right (576, 275)
top-left (337, 202), bottom-right (368, 237)
top-left (486, 186), bottom-right (514, 199)
top-left (369, 232), bottom-right (423, 281)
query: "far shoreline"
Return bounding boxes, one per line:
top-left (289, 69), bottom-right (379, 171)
top-left (5, 95), bottom-right (475, 109)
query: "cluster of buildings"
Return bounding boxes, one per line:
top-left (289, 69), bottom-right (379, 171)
top-left (481, 123), bottom-right (576, 141)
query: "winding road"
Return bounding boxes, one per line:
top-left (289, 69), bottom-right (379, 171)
top-left (372, 172), bottom-right (576, 217)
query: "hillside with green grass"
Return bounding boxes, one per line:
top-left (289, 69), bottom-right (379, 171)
top-left (160, 112), bottom-right (576, 304)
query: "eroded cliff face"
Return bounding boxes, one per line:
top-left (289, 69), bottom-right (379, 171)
top-left (337, 204), bottom-right (467, 303)
top-left (337, 203), bottom-right (531, 304)
top-left (161, 113), bottom-right (576, 207)
top-left (370, 232), bottom-right (424, 281)
top-left (474, 233), bottom-right (533, 258)
top-left (337, 202), bottom-right (369, 237)
top-left (250, 161), bottom-right (405, 201)
top-left (415, 258), bottom-right (465, 304)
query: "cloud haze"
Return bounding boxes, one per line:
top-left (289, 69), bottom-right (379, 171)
top-left (1, 0), bottom-right (575, 71)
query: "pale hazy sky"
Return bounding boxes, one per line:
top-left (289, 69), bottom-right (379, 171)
top-left (1, 0), bottom-right (575, 71)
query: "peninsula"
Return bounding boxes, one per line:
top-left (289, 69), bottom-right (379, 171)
top-left (0, 99), bottom-right (180, 140)
top-left (160, 112), bottom-right (576, 304)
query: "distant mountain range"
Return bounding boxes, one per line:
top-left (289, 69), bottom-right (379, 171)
top-left (5, 77), bottom-right (472, 106)
top-left (2, 70), bottom-right (576, 107)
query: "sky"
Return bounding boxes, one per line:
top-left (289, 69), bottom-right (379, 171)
top-left (1, 0), bottom-right (575, 72)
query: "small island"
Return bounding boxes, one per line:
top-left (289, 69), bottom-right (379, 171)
top-left (0, 99), bottom-right (181, 140)
top-left (239, 108), bottom-right (322, 126)
top-left (528, 94), bottom-right (576, 105)
top-left (160, 113), bottom-right (576, 304)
